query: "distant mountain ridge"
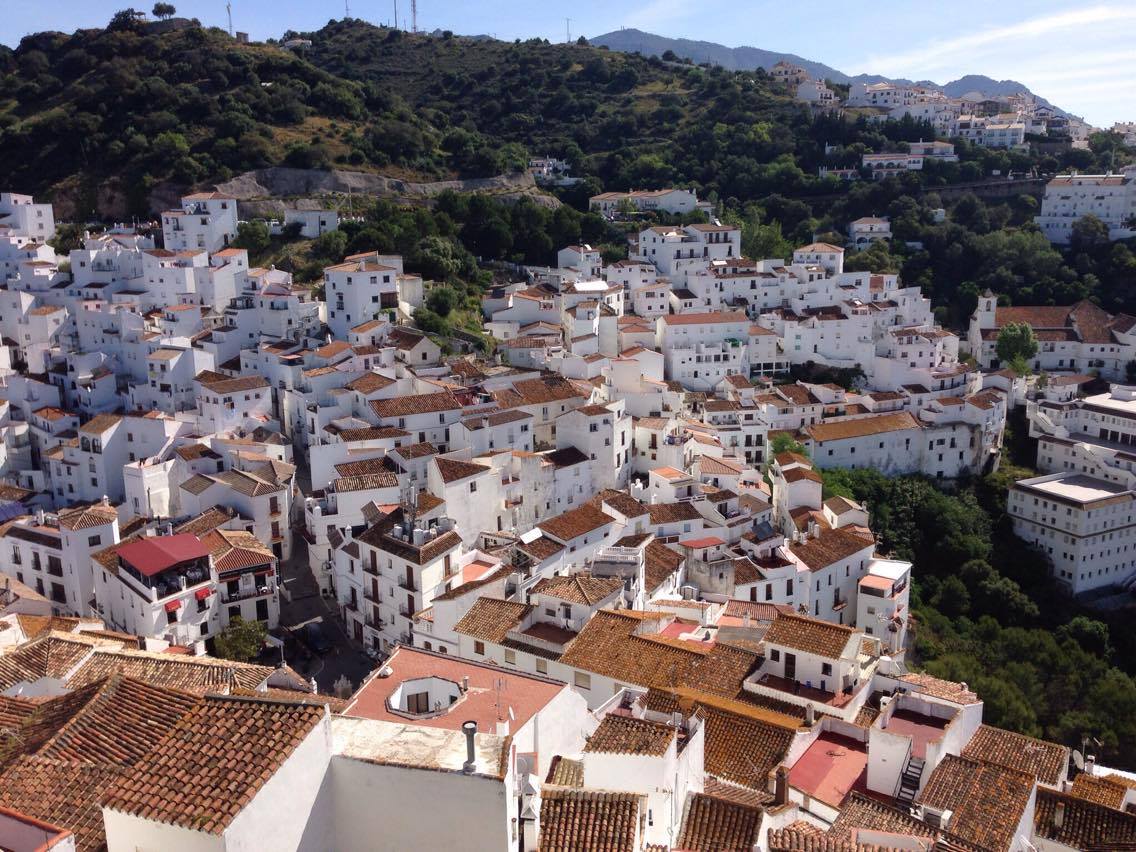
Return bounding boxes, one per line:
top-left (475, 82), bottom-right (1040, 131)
top-left (590, 28), bottom-right (1065, 115)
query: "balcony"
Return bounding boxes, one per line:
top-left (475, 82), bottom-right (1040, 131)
top-left (223, 579), bottom-right (277, 603)
top-left (397, 579), bottom-right (418, 593)
top-left (364, 586), bottom-right (380, 603)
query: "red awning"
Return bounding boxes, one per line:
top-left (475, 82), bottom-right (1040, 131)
top-left (164, 599), bottom-right (182, 613)
top-left (194, 587), bottom-right (213, 601)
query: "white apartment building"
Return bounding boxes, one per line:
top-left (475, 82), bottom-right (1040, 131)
top-left (590, 188), bottom-right (709, 216)
top-left (554, 401), bottom-right (633, 490)
top-left (848, 217), bottom-right (891, 249)
top-left (967, 293), bottom-right (1136, 380)
top-left (324, 253), bottom-right (400, 339)
top-left (1036, 171), bottom-right (1136, 244)
top-left (656, 311), bottom-right (751, 391)
top-left (1008, 471), bottom-right (1136, 595)
top-left (633, 223), bottom-right (740, 281)
top-left (161, 192), bottom-right (238, 253)
top-left (333, 509), bottom-right (464, 652)
top-left (0, 192), bottom-right (55, 242)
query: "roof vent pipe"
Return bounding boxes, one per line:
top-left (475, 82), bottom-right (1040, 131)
top-left (462, 720), bottom-right (477, 774)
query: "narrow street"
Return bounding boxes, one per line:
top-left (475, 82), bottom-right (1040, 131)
top-left (276, 462), bottom-right (375, 695)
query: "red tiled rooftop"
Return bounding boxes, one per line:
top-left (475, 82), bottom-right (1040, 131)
top-left (788, 732), bottom-right (869, 807)
top-left (520, 622), bottom-right (578, 645)
top-left (115, 534), bottom-right (210, 577)
top-left (343, 646), bottom-right (564, 734)
top-left (462, 559), bottom-right (498, 583)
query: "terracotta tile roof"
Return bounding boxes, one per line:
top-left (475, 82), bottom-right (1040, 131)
top-left (492, 375), bottom-right (589, 408)
top-left (594, 489), bottom-right (650, 518)
top-left (1070, 772), bottom-right (1128, 809)
top-left (689, 696), bottom-right (797, 790)
top-left (0, 756), bottom-right (125, 850)
top-left (1034, 787), bottom-right (1136, 849)
top-left (173, 506), bottom-right (237, 536)
top-left (531, 573), bottom-right (622, 606)
top-left (805, 411), bottom-right (920, 442)
top-left (333, 473), bottom-right (399, 493)
top-left (960, 724), bottom-right (1069, 787)
top-left (544, 446), bottom-right (590, 468)
top-left (194, 370), bottom-right (269, 393)
top-left (829, 791), bottom-right (935, 844)
top-left (644, 542), bottom-right (683, 592)
top-left (585, 714), bottom-right (675, 756)
top-left (370, 391), bottom-right (460, 420)
top-left (517, 535), bottom-right (565, 561)
top-left (77, 413), bottom-right (122, 435)
top-left (763, 613), bottom-right (856, 659)
top-left (100, 696), bottom-right (324, 834)
top-left (702, 778), bottom-right (773, 809)
top-left (782, 466), bottom-right (823, 484)
top-left (66, 648), bottom-right (273, 695)
top-left (434, 457), bottom-right (490, 483)
top-left (538, 788), bottom-right (639, 852)
top-left (355, 509), bottom-right (462, 565)
top-left (332, 458), bottom-right (397, 480)
top-left (432, 566), bottom-right (512, 603)
top-left (545, 755), bottom-right (584, 787)
top-left (675, 791), bottom-right (763, 851)
top-left (55, 503), bottom-right (118, 531)
top-left (11, 614), bottom-right (83, 640)
top-left (647, 502), bottom-right (703, 524)
top-left (345, 372), bottom-right (395, 394)
top-left (916, 753), bottom-right (1034, 852)
top-left (662, 310), bottom-right (748, 326)
top-left (200, 528), bottom-right (274, 572)
top-left (392, 441), bottom-right (439, 460)
top-left (559, 611), bottom-right (759, 698)
top-left (453, 598), bottom-right (532, 644)
top-left (539, 504), bottom-right (613, 542)
top-left (0, 636), bottom-right (96, 691)
top-left (788, 527), bottom-right (874, 571)
top-left (898, 672), bottom-right (980, 705)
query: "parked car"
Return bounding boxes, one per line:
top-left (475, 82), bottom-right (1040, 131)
top-left (304, 621), bottom-right (334, 655)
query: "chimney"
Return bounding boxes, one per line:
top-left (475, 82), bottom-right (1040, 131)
top-left (1054, 801), bottom-right (1066, 829)
top-left (461, 676), bottom-right (470, 693)
top-left (805, 704), bottom-right (815, 726)
top-left (462, 721), bottom-right (477, 774)
top-left (1086, 754), bottom-right (1096, 774)
top-left (774, 766), bottom-right (789, 806)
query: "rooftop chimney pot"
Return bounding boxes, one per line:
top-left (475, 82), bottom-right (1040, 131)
top-left (462, 720), bottom-right (477, 774)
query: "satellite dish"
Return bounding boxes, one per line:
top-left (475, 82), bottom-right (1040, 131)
top-left (1073, 750), bottom-right (1085, 771)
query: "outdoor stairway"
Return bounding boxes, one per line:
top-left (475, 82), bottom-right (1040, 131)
top-left (895, 755), bottom-right (925, 807)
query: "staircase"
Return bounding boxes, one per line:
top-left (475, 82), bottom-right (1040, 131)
top-left (895, 755), bottom-right (925, 808)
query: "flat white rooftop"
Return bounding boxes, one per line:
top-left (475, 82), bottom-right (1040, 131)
top-left (866, 557), bottom-right (911, 580)
top-left (1017, 472), bottom-right (1130, 505)
top-left (332, 716), bottom-right (506, 780)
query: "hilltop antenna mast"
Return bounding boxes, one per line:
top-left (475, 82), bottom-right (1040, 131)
top-left (393, 0), bottom-right (398, 29)
top-left (226, 2), bottom-right (233, 36)
top-left (566, 17), bottom-right (571, 43)
top-left (345, 0), bottom-right (350, 19)
top-left (411, 0), bottom-right (417, 32)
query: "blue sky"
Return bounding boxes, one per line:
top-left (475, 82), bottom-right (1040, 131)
top-left (3, 1), bottom-right (1134, 126)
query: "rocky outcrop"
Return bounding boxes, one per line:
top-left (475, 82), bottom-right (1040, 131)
top-left (214, 167), bottom-right (559, 215)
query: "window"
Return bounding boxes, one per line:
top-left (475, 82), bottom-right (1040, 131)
top-left (574, 671), bottom-right (591, 690)
top-left (821, 662), bottom-right (833, 676)
top-left (474, 641), bottom-right (485, 655)
top-left (536, 658), bottom-right (548, 674)
top-left (504, 649), bottom-right (516, 665)
top-left (770, 649), bottom-right (780, 662)
top-left (87, 534), bottom-right (101, 547)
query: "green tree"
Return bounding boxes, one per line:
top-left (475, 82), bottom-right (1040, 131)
top-left (213, 617), bottom-right (267, 662)
top-left (425, 285), bottom-right (458, 317)
top-left (152, 2), bottom-right (176, 19)
top-left (108, 8), bottom-right (143, 31)
top-left (996, 322), bottom-right (1039, 366)
top-left (769, 433), bottom-right (807, 457)
top-left (232, 221), bottom-right (270, 254)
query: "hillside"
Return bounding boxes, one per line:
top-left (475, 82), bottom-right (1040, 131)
top-left (588, 27), bottom-right (846, 81)
top-left (0, 20), bottom-right (447, 217)
top-left (590, 28), bottom-right (1066, 113)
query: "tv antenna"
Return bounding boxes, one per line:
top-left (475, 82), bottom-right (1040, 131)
top-left (226, 2), bottom-right (233, 36)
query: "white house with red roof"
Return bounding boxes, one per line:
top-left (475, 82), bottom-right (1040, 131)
top-left (161, 192), bottom-right (237, 254)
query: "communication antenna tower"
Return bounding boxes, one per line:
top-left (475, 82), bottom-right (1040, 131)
top-left (411, 0), bottom-right (418, 32)
top-left (566, 17), bottom-right (571, 43)
top-left (393, 0), bottom-right (398, 29)
top-left (226, 2), bottom-right (233, 36)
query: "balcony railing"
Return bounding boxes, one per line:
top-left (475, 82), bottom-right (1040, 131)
top-left (397, 579), bottom-right (418, 593)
